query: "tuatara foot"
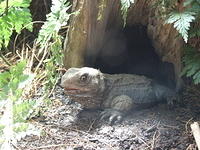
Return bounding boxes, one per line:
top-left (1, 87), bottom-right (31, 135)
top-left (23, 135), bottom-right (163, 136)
top-left (166, 97), bottom-right (174, 109)
top-left (100, 109), bottom-right (123, 125)
top-left (166, 93), bottom-right (180, 109)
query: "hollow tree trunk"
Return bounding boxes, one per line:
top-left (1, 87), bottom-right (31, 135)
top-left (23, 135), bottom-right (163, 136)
top-left (63, 0), bottom-right (184, 88)
top-left (63, 0), bottom-right (121, 68)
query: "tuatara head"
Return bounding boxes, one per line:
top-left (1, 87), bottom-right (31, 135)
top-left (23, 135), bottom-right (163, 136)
top-left (61, 67), bottom-right (105, 108)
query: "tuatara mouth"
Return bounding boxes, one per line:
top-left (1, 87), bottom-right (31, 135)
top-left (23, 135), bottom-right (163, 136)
top-left (64, 88), bottom-right (80, 91)
top-left (63, 87), bottom-right (95, 98)
top-left (64, 88), bottom-right (81, 93)
top-left (64, 87), bottom-right (90, 95)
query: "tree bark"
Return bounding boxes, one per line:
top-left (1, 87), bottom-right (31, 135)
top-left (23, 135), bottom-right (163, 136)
top-left (63, 0), bottom-right (121, 68)
top-left (63, 0), bottom-right (184, 87)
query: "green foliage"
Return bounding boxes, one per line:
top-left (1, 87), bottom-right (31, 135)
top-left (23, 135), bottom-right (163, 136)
top-left (0, 61), bottom-right (28, 99)
top-left (37, 0), bottom-right (71, 90)
top-left (156, 0), bottom-right (200, 43)
top-left (13, 123), bottom-right (40, 141)
top-left (155, 0), bottom-right (200, 84)
top-left (0, 61), bottom-right (39, 148)
top-left (120, 0), bottom-right (134, 27)
top-left (13, 100), bottom-right (36, 122)
top-left (165, 11), bottom-right (195, 42)
top-left (179, 1), bottom-right (200, 84)
top-left (181, 46), bottom-right (200, 84)
top-left (44, 35), bottom-right (63, 90)
top-left (37, 0), bottom-right (71, 47)
top-left (0, 0), bottom-right (32, 49)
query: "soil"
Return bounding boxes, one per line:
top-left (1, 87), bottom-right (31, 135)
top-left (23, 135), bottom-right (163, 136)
top-left (17, 85), bottom-right (200, 150)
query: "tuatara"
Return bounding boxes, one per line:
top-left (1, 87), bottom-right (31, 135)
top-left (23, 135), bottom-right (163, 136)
top-left (61, 67), bottom-right (176, 124)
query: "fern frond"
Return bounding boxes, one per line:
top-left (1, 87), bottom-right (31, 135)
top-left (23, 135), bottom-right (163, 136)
top-left (120, 0), bottom-right (134, 27)
top-left (182, 46), bottom-right (200, 84)
top-left (37, 0), bottom-right (71, 47)
top-left (0, 0), bottom-right (32, 49)
top-left (166, 11), bottom-right (196, 42)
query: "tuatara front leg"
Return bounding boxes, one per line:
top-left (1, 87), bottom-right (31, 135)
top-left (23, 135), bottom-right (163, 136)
top-left (100, 95), bottom-right (133, 125)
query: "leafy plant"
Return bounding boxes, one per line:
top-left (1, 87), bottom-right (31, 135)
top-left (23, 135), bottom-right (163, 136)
top-left (155, 0), bottom-right (200, 84)
top-left (120, 0), bottom-right (134, 27)
top-left (0, 61), bottom-right (39, 149)
top-left (181, 46), bottom-right (200, 84)
top-left (37, 0), bottom-right (72, 90)
top-left (155, 0), bottom-right (200, 43)
top-left (165, 11), bottom-right (196, 42)
top-left (37, 0), bottom-right (71, 47)
top-left (0, 0), bottom-right (32, 49)
top-left (43, 34), bottom-right (63, 90)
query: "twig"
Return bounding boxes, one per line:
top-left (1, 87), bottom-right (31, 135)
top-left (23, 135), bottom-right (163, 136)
top-left (186, 118), bottom-right (193, 133)
top-left (27, 42), bottom-right (36, 73)
top-left (0, 51), bottom-right (11, 66)
top-left (186, 144), bottom-right (195, 150)
top-left (150, 121), bottom-right (160, 150)
top-left (34, 46), bottom-right (48, 73)
top-left (13, 21), bottom-right (44, 52)
top-left (151, 131), bottom-right (156, 150)
top-left (136, 136), bottom-right (151, 148)
top-left (29, 143), bottom-right (69, 149)
top-left (87, 119), bottom-right (97, 132)
top-left (162, 124), bottom-right (179, 130)
top-left (146, 121), bottom-right (160, 133)
top-left (47, 76), bottom-right (60, 97)
top-left (16, 50), bottom-right (22, 59)
top-left (151, 130), bottom-right (160, 150)
top-left (191, 122), bottom-right (200, 149)
top-left (25, 44), bottom-right (29, 59)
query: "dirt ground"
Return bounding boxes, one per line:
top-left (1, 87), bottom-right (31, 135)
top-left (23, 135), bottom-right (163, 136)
top-left (17, 85), bottom-right (200, 150)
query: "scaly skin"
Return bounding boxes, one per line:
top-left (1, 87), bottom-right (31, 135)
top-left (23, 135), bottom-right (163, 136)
top-left (61, 67), bottom-right (176, 124)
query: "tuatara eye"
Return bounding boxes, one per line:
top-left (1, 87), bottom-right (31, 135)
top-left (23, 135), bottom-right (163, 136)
top-left (80, 73), bottom-right (88, 82)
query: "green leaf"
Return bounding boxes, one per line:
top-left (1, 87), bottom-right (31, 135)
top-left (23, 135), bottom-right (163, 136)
top-left (0, 0), bottom-right (32, 48)
top-left (165, 11), bottom-right (196, 42)
top-left (13, 100), bottom-right (36, 122)
top-left (13, 122), bottom-right (41, 141)
top-left (182, 46), bottom-right (200, 84)
top-left (120, 0), bottom-right (134, 27)
top-left (0, 72), bottom-right (10, 87)
top-left (0, 0), bottom-right (31, 8)
top-left (37, 0), bottom-right (71, 46)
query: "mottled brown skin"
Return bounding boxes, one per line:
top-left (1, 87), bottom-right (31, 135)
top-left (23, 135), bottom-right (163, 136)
top-left (61, 67), bottom-right (176, 124)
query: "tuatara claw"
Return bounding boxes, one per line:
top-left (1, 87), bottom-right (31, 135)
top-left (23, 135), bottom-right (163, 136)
top-left (100, 109), bottom-right (123, 125)
top-left (167, 94), bottom-right (179, 109)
